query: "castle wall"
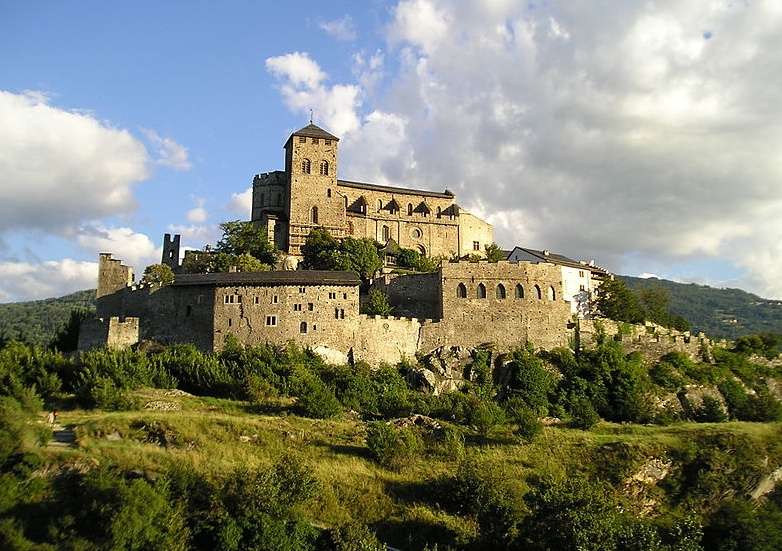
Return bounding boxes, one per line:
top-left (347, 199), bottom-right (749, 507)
top-left (78, 317), bottom-right (139, 350)
top-left (352, 315), bottom-right (422, 364)
top-left (96, 254), bottom-right (134, 303)
top-left (458, 212), bottom-right (494, 258)
top-left (371, 272), bottom-right (442, 319)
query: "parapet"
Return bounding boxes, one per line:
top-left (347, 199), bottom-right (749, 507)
top-left (97, 253), bottom-right (134, 299)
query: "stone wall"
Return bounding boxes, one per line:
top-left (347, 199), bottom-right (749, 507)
top-left (353, 315), bottom-right (422, 364)
top-left (371, 272), bottom-right (442, 319)
top-left (97, 254), bottom-right (133, 302)
top-left (78, 317), bottom-right (139, 350)
top-left (578, 319), bottom-right (715, 364)
top-left (457, 212), bottom-right (494, 258)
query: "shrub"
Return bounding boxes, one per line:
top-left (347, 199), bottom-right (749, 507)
top-left (703, 497), bottom-right (782, 551)
top-left (291, 368), bottom-right (342, 419)
top-left (695, 396), bottom-right (727, 423)
top-left (320, 522), bottom-right (385, 551)
top-left (469, 400), bottom-right (506, 437)
top-left (141, 263), bottom-right (175, 286)
top-left (155, 344), bottom-right (237, 397)
top-left (502, 344), bottom-right (554, 414)
top-left (505, 400), bottom-right (542, 441)
top-left (363, 289), bottom-right (393, 316)
top-left (366, 422), bottom-right (423, 470)
top-left (428, 425), bottom-right (465, 460)
top-left (650, 358), bottom-right (686, 390)
top-left (570, 397), bottom-right (600, 430)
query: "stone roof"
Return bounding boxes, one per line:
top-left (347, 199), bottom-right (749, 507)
top-left (172, 270), bottom-right (360, 287)
top-left (508, 246), bottom-right (610, 275)
top-left (338, 179), bottom-right (455, 199)
top-left (290, 123), bottom-right (340, 141)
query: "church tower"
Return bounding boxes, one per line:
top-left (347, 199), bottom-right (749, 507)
top-left (284, 123), bottom-right (346, 256)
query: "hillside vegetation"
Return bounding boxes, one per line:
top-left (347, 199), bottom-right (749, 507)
top-left (622, 276), bottom-right (782, 339)
top-left (0, 290), bottom-right (95, 346)
top-left (1, 336), bottom-right (781, 550)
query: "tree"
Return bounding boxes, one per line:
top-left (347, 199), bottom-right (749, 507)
top-left (364, 289), bottom-right (393, 316)
top-left (235, 253), bottom-right (269, 273)
top-left (594, 278), bottom-right (645, 324)
top-left (338, 237), bottom-right (383, 281)
top-left (301, 230), bottom-right (382, 282)
top-left (301, 228), bottom-right (340, 270)
top-left (51, 308), bottom-right (92, 352)
top-left (484, 243), bottom-right (505, 262)
top-left (215, 220), bottom-right (278, 265)
top-left (141, 264), bottom-right (175, 286)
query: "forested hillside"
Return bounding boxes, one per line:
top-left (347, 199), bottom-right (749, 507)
top-left (621, 276), bottom-right (782, 339)
top-left (0, 289), bottom-right (95, 346)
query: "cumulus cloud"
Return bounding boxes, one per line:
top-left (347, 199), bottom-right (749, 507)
top-left (0, 90), bottom-right (149, 233)
top-left (141, 128), bottom-right (192, 171)
top-left (167, 224), bottom-right (218, 248)
top-left (0, 259), bottom-right (97, 303)
top-left (319, 15), bottom-right (357, 41)
top-left (265, 52), bottom-right (361, 136)
top-left (186, 197), bottom-right (208, 223)
top-left (267, 1), bottom-right (782, 298)
top-left (227, 186), bottom-right (253, 216)
top-left (74, 225), bottom-right (160, 270)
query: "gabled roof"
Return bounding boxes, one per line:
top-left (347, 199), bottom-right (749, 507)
top-left (507, 246), bottom-right (610, 275)
top-left (173, 270), bottom-right (360, 287)
top-left (385, 198), bottom-right (401, 211)
top-left (337, 179), bottom-right (455, 199)
top-left (347, 196), bottom-right (368, 214)
top-left (289, 123), bottom-right (340, 142)
top-left (413, 201), bottom-right (431, 214)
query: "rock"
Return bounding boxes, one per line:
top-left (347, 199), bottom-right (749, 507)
top-left (751, 466), bottom-right (782, 500)
top-left (143, 401), bottom-right (181, 411)
top-left (389, 414), bottom-right (442, 432)
top-left (106, 431), bottom-right (122, 441)
top-left (162, 389), bottom-right (192, 398)
top-left (679, 385), bottom-right (727, 418)
top-left (541, 417), bottom-right (561, 426)
top-left (311, 345), bottom-right (349, 365)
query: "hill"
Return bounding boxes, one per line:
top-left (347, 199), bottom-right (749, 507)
top-left (0, 289), bottom-right (96, 346)
top-left (622, 276), bottom-right (782, 339)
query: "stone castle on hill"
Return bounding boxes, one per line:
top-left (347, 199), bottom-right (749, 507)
top-left (79, 123), bottom-right (713, 367)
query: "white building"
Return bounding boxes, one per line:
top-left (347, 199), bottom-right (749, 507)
top-left (505, 246), bottom-right (612, 318)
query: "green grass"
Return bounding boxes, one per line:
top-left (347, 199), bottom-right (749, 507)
top-left (37, 388), bottom-right (782, 550)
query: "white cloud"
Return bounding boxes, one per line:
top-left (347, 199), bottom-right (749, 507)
top-left (167, 223), bottom-right (217, 247)
top-left (0, 259), bottom-right (97, 303)
top-left (319, 15), bottom-right (357, 41)
top-left (0, 90), bottom-right (149, 233)
top-left (141, 128), bottom-right (192, 171)
top-left (186, 197), bottom-right (208, 223)
top-left (227, 186), bottom-right (253, 216)
top-left (265, 52), bottom-right (361, 136)
top-left (74, 225), bottom-right (159, 271)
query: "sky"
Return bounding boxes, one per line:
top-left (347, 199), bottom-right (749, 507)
top-left (1, 0), bottom-right (781, 302)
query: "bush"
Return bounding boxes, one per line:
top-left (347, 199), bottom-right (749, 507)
top-left (502, 344), bottom-right (554, 414)
top-left (320, 522), bottom-right (385, 551)
top-left (469, 400), bottom-right (506, 437)
top-left (366, 422), bottom-right (423, 470)
top-left (505, 399), bottom-right (542, 441)
top-left (570, 397), bottom-right (600, 430)
top-left (695, 396), bottom-right (727, 423)
top-left (428, 425), bottom-right (465, 460)
top-left (291, 368), bottom-right (342, 419)
top-left (154, 344), bottom-right (237, 397)
top-left (703, 497), bottom-right (782, 551)
top-left (363, 289), bottom-right (393, 316)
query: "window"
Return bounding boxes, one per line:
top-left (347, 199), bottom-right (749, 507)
top-left (343, 292), bottom-right (348, 299)
top-left (515, 284), bottom-right (524, 299)
top-left (496, 284), bottom-right (506, 299)
top-left (294, 304), bottom-right (302, 312)
top-left (308, 303), bottom-right (314, 311)
top-left (302, 158), bottom-right (311, 174)
top-left (185, 305), bottom-right (192, 317)
top-left (411, 227), bottom-right (422, 239)
top-left (324, 139), bottom-right (331, 145)
top-left (327, 187), bottom-right (332, 197)
top-left (265, 315), bottom-right (277, 326)
top-left (579, 284), bottom-right (586, 291)
top-left (534, 285), bottom-right (542, 300)
top-left (224, 294), bottom-right (240, 304)
top-left (299, 287), bottom-right (306, 293)
top-left (311, 206), bottom-right (319, 224)
top-left (457, 283), bottom-right (467, 298)
top-left (436, 206), bottom-right (442, 218)
top-left (382, 225), bottom-right (390, 241)
top-left (300, 321), bottom-right (308, 334)
top-left (299, 136), bottom-right (306, 143)
top-left (328, 292), bottom-right (336, 299)
top-left (272, 295), bottom-right (278, 304)
top-left (254, 296), bottom-right (259, 305)
top-left (579, 270), bottom-right (585, 278)
top-left (473, 241), bottom-right (480, 251)
top-left (477, 283), bottom-right (487, 299)
top-left (197, 295), bottom-right (203, 304)
top-left (378, 199), bottom-right (383, 211)
top-left (407, 203), bottom-right (413, 216)
top-left (320, 160), bottom-right (329, 176)
top-left (334, 308), bottom-right (345, 319)
top-left (312, 137), bottom-right (319, 144)
top-left (548, 286), bottom-right (556, 301)
top-left (228, 318), bottom-right (232, 327)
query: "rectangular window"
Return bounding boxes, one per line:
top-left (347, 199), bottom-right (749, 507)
top-left (294, 304), bottom-right (302, 311)
top-left (579, 284), bottom-right (586, 291)
top-left (299, 287), bottom-right (306, 293)
top-left (579, 270), bottom-right (585, 277)
top-left (265, 315), bottom-right (277, 326)
top-left (224, 295), bottom-right (229, 304)
top-left (228, 318), bottom-right (232, 327)
top-left (272, 295), bottom-right (278, 304)
top-left (308, 303), bottom-right (314, 311)
top-left (197, 295), bottom-right (203, 305)
top-left (299, 136), bottom-right (306, 143)
top-left (312, 137), bottom-right (319, 144)
top-left (237, 295), bottom-right (242, 303)
top-left (328, 292), bottom-right (336, 299)
top-left (324, 139), bottom-right (331, 145)
top-left (343, 292), bottom-right (347, 299)
top-left (334, 308), bottom-right (340, 319)
top-left (185, 305), bottom-right (192, 317)
top-left (340, 309), bottom-right (345, 319)
top-left (327, 188), bottom-right (332, 198)
top-left (473, 241), bottom-right (480, 251)
top-left (254, 296), bottom-right (259, 305)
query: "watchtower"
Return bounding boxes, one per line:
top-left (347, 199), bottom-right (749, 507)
top-left (161, 233), bottom-right (181, 271)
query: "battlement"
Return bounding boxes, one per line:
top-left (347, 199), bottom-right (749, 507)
top-left (97, 253), bottom-right (133, 299)
top-left (78, 316), bottom-right (139, 350)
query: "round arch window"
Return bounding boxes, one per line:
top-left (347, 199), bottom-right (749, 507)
top-left (411, 227), bottom-right (423, 239)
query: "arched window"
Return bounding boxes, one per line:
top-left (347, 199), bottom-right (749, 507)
top-left (496, 284), bottom-right (506, 299)
top-left (548, 286), bottom-right (556, 301)
top-left (319, 160), bottom-right (329, 175)
top-left (515, 284), bottom-right (524, 299)
top-left (457, 283), bottom-right (467, 298)
top-left (477, 283), bottom-right (487, 299)
top-left (436, 206), bottom-right (442, 218)
top-left (534, 285), bottom-right (542, 300)
top-left (417, 245), bottom-right (426, 256)
top-left (311, 206), bottom-right (319, 224)
top-left (407, 203), bottom-right (413, 216)
top-left (378, 199), bottom-right (383, 211)
top-left (382, 225), bottom-right (390, 241)
top-left (300, 321), bottom-right (308, 334)
top-left (302, 158), bottom-right (311, 174)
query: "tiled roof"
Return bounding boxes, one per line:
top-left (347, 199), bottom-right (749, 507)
top-left (290, 123), bottom-right (340, 141)
top-left (508, 246), bottom-right (610, 275)
top-left (173, 270), bottom-right (360, 287)
top-left (338, 179), bottom-right (455, 199)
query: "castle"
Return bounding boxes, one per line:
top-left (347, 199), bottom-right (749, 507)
top-left (78, 123), bottom-right (713, 367)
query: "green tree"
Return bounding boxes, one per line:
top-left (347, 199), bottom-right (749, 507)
top-left (51, 308), bottom-right (91, 352)
top-left (235, 253), bottom-right (269, 273)
top-left (338, 237), bottom-right (383, 281)
top-left (484, 243), bottom-right (505, 262)
top-left (638, 286), bottom-right (670, 326)
top-left (141, 264), bottom-right (175, 286)
top-left (595, 278), bottom-right (645, 324)
top-left (301, 228), bottom-right (340, 270)
top-left (364, 289), bottom-right (393, 316)
top-left (215, 220), bottom-right (278, 265)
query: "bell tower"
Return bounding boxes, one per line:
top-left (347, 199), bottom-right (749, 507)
top-left (284, 123), bottom-right (346, 256)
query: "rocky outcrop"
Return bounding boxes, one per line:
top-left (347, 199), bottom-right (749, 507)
top-left (679, 385), bottom-right (728, 418)
top-left (409, 346), bottom-right (474, 395)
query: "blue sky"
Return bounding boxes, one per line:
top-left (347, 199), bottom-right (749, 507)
top-left (1, 1), bottom-right (781, 301)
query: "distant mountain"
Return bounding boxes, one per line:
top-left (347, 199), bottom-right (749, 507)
top-left (0, 289), bottom-right (96, 347)
top-left (621, 276), bottom-right (782, 339)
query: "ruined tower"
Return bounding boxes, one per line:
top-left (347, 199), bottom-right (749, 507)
top-left (161, 233), bottom-right (181, 271)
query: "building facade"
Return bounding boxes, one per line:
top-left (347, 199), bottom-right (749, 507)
top-left (251, 123), bottom-right (494, 260)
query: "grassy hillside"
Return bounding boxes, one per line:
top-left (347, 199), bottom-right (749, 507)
top-left (622, 276), bottom-right (782, 339)
top-left (0, 289), bottom-right (95, 346)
